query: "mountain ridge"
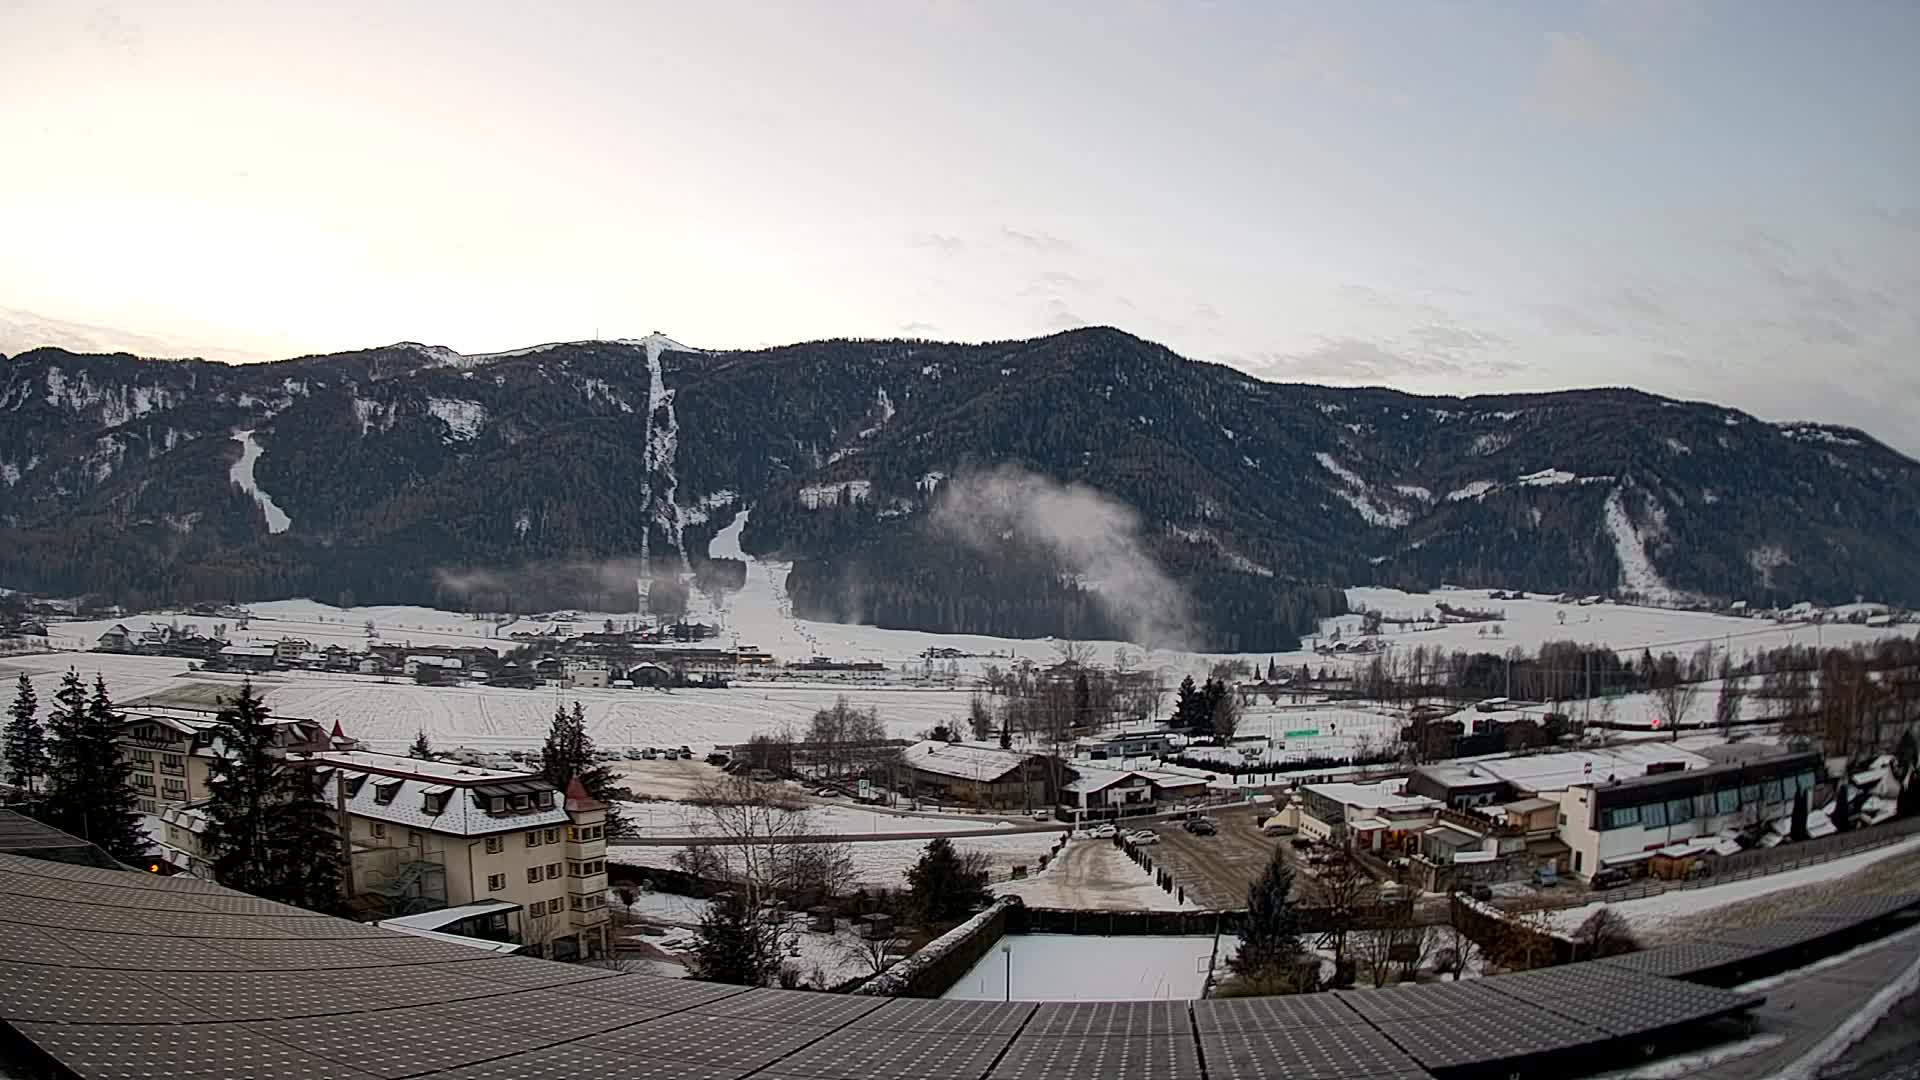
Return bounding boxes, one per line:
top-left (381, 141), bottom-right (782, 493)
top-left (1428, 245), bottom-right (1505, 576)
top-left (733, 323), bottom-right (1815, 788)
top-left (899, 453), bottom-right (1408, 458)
top-left (3, 327), bottom-right (1916, 650)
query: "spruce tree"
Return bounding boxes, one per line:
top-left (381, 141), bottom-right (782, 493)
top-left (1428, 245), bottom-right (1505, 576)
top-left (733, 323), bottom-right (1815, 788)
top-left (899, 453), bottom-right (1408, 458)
top-left (539, 702), bottom-right (623, 833)
top-left (264, 767), bottom-right (343, 912)
top-left (202, 682), bottom-right (342, 909)
top-left (1231, 850), bottom-right (1303, 985)
top-left (42, 671), bottom-right (145, 862)
top-left (685, 892), bottom-right (773, 985)
top-left (905, 836), bottom-right (990, 925)
top-left (4, 672), bottom-right (48, 797)
top-left (408, 729), bottom-right (433, 759)
top-left (202, 683), bottom-right (282, 891)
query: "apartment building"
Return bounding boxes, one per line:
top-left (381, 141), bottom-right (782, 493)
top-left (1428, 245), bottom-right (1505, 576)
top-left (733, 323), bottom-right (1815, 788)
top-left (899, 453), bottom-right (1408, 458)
top-left (1552, 751), bottom-right (1819, 877)
top-left (309, 750), bottom-right (610, 961)
top-left (118, 710), bottom-right (331, 814)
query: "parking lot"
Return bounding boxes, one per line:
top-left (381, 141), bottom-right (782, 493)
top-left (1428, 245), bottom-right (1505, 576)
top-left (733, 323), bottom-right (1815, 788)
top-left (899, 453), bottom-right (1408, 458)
top-left (1138, 806), bottom-right (1287, 910)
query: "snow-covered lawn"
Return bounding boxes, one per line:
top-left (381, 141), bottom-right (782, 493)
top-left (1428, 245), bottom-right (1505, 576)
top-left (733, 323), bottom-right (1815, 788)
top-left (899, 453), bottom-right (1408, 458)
top-left (614, 798), bottom-right (1024, 839)
top-left (942, 933), bottom-right (1219, 1001)
top-left (607, 832), bottom-right (1063, 890)
top-left (1543, 834), bottom-right (1920, 936)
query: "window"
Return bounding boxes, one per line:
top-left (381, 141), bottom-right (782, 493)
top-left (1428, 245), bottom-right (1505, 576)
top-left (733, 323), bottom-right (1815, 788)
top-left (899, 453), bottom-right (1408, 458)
top-left (406, 831), bottom-right (421, 846)
top-left (1740, 784), bottom-right (1762, 806)
top-left (1715, 788), bottom-right (1739, 815)
top-left (546, 862), bottom-right (561, 879)
top-left (1600, 805), bottom-right (1639, 830)
top-left (527, 867), bottom-right (541, 884)
top-left (1640, 801), bottom-right (1667, 829)
top-left (544, 829), bottom-right (560, 844)
top-left (511, 794), bottom-right (530, 811)
top-left (1666, 798), bottom-right (1695, 824)
top-left (423, 792), bottom-right (447, 815)
top-left (163, 779), bottom-right (186, 797)
top-left (132, 750), bottom-right (154, 765)
top-left (374, 781), bottom-right (400, 806)
top-left (526, 831), bottom-right (541, 848)
top-left (134, 774), bottom-right (154, 790)
top-left (1762, 779), bottom-right (1784, 803)
top-left (138, 799), bottom-right (156, 814)
top-left (485, 836), bottom-right (504, 855)
top-left (371, 823), bottom-right (386, 839)
top-left (489, 796), bottom-right (507, 813)
top-left (160, 753), bottom-right (184, 772)
top-left (1574, 851), bottom-right (1583, 873)
top-left (487, 873), bottom-right (505, 892)
top-left (1557, 813), bottom-right (1567, 826)
top-left (528, 900), bottom-right (544, 916)
top-left (536, 792), bottom-right (554, 809)
top-left (1796, 771), bottom-right (1816, 794)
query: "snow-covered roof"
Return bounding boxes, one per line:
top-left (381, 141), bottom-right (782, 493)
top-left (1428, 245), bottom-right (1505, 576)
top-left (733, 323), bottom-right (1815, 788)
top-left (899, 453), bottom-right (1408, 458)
top-left (376, 924), bottom-right (526, 954)
top-left (308, 750), bottom-right (532, 784)
top-left (1304, 780), bottom-right (1439, 814)
top-left (1452, 849), bottom-right (1498, 865)
top-left (900, 741), bottom-right (1034, 783)
top-left (1421, 745), bottom-right (1713, 794)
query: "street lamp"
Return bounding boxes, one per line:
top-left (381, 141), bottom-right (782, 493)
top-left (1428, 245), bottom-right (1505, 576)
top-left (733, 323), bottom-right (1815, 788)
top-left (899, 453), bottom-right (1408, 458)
top-left (1002, 943), bottom-right (1012, 1002)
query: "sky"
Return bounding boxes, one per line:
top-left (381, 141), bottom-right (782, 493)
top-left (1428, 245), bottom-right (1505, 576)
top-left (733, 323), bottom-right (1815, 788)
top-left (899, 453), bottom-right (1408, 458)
top-left (2, 0), bottom-right (1916, 455)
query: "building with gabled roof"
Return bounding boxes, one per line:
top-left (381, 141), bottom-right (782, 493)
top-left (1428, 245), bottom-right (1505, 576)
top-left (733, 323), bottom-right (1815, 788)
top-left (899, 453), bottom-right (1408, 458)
top-left (899, 740), bottom-right (1050, 810)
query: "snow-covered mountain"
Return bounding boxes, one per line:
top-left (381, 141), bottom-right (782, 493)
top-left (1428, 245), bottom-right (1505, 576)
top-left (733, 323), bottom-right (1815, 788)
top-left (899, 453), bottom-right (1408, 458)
top-left (2, 327), bottom-right (1915, 649)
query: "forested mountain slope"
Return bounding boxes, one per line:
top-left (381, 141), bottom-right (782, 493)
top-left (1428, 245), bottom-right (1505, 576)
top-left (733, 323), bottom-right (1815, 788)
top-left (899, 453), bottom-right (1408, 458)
top-left (3, 328), bottom-right (1914, 650)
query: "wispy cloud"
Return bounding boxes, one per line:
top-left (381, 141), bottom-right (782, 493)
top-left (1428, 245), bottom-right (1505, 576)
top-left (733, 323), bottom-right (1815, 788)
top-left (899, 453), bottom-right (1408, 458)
top-left (906, 232), bottom-right (965, 253)
top-left (1536, 31), bottom-right (1643, 124)
top-left (1018, 270), bottom-right (1085, 297)
top-left (897, 321), bottom-right (940, 336)
top-left (1002, 226), bottom-right (1074, 253)
top-left (1262, 35), bottom-right (1408, 106)
top-left (1238, 336), bottom-right (1523, 382)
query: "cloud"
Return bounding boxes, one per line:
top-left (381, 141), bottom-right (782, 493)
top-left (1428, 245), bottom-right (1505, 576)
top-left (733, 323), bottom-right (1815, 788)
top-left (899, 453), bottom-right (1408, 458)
top-left (1042, 298), bottom-right (1085, 329)
top-left (931, 465), bottom-right (1195, 649)
top-left (906, 232), bottom-right (965, 253)
top-left (1536, 31), bottom-right (1643, 124)
top-left (1242, 334), bottom-right (1523, 382)
top-left (1262, 35), bottom-right (1408, 107)
top-left (1408, 324), bottom-right (1505, 352)
top-left (1002, 227), bottom-right (1074, 253)
top-left (0, 305), bottom-right (264, 363)
top-left (897, 322), bottom-right (940, 336)
top-left (1191, 303), bottom-right (1222, 321)
top-left (1018, 270), bottom-right (1085, 297)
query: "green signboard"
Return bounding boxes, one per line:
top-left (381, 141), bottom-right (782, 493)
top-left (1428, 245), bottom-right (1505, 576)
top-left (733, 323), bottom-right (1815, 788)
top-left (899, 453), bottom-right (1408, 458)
top-left (1283, 728), bottom-right (1320, 739)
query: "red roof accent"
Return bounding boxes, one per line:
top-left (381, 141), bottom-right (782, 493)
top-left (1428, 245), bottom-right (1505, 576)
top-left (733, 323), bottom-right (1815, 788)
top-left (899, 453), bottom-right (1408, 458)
top-left (330, 721), bottom-right (345, 738)
top-left (564, 777), bottom-right (607, 814)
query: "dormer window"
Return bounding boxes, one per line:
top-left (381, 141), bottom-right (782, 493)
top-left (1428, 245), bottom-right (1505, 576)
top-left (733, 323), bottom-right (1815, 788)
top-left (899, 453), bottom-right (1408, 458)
top-left (373, 779), bottom-right (402, 806)
top-left (421, 784), bottom-right (451, 815)
top-left (489, 796), bottom-right (507, 813)
top-left (535, 792), bottom-right (554, 810)
top-left (511, 794), bottom-right (531, 811)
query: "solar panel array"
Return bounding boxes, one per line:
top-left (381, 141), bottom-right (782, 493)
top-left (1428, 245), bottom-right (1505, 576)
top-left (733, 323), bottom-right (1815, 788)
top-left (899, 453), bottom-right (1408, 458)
top-left (0, 850), bottom-right (1788, 1080)
top-left (1598, 890), bottom-right (1920, 983)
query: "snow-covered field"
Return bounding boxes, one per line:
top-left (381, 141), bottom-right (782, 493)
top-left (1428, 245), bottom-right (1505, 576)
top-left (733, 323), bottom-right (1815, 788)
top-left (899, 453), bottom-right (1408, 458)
top-left (1180, 705), bottom-right (1407, 766)
top-left (1328, 588), bottom-right (1916, 667)
top-left (615, 798), bottom-right (1023, 839)
top-left (607, 831), bottom-right (1063, 890)
top-left (942, 933), bottom-right (1219, 1001)
top-left (13, 524), bottom-right (1916, 757)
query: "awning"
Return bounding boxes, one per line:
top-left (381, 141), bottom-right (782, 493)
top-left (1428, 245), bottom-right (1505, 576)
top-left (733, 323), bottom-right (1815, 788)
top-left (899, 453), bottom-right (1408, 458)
top-left (377, 900), bottom-right (521, 932)
top-left (1600, 849), bottom-right (1659, 866)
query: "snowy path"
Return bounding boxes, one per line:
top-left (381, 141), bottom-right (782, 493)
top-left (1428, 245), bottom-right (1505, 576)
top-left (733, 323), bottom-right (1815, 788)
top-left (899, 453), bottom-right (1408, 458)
top-left (995, 838), bottom-right (1191, 911)
top-left (228, 430), bottom-right (290, 533)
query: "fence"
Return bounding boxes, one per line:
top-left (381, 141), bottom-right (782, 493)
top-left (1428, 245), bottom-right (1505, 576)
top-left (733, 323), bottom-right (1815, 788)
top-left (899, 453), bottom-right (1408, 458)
top-left (1514, 814), bottom-right (1920, 912)
top-left (853, 897), bottom-right (1018, 999)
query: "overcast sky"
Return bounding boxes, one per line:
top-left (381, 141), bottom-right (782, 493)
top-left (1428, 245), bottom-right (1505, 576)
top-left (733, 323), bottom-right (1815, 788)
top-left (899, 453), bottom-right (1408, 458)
top-left (3, 1), bottom-right (1916, 455)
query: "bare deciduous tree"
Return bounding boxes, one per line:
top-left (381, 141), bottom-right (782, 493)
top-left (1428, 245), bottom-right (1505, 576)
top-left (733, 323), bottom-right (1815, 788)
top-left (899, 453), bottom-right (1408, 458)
top-left (1571, 905), bottom-right (1640, 959)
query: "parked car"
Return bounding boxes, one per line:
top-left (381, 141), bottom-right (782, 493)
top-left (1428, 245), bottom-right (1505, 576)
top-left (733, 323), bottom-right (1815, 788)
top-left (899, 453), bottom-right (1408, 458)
top-left (1030, 809), bottom-right (1053, 822)
top-left (704, 752), bottom-right (730, 767)
top-left (640, 747), bottom-right (658, 760)
top-left (748, 768), bottom-right (779, 782)
top-left (676, 745), bottom-right (692, 759)
top-left (1129, 831), bottom-right (1160, 845)
top-left (1531, 866), bottom-right (1560, 888)
top-left (1184, 818), bottom-right (1218, 836)
top-left (814, 788), bottom-right (840, 798)
top-left (1092, 824), bottom-right (1119, 839)
top-left (1589, 867), bottom-right (1632, 891)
